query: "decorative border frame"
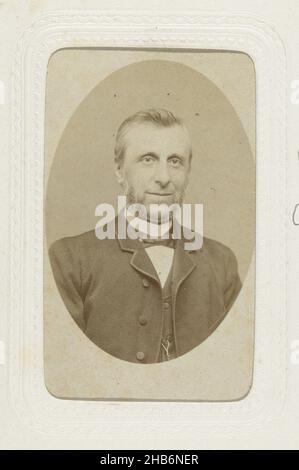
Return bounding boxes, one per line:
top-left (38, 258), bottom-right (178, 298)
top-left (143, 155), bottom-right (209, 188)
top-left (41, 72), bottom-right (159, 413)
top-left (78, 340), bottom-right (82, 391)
top-left (8, 11), bottom-right (286, 437)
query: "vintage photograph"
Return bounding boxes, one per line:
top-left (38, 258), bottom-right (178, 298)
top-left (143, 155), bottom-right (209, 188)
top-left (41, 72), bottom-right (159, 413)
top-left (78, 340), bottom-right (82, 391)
top-left (44, 50), bottom-right (255, 400)
top-left (0, 0), bottom-right (294, 450)
top-left (49, 107), bottom-right (242, 364)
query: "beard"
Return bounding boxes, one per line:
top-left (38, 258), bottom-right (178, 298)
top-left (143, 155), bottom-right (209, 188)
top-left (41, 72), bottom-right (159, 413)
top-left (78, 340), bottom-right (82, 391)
top-left (123, 181), bottom-right (186, 224)
top-left (123, 182), bottom-right (186, 206)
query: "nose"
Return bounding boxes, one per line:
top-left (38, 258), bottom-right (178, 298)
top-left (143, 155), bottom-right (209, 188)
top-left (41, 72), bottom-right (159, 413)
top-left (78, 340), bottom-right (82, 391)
top-left (154, 161), bottom-right (170, 188)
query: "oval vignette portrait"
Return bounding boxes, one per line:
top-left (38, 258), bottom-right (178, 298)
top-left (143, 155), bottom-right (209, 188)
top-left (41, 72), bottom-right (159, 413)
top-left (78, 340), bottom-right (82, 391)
top-left (44, 51), bottom-right (255, 401)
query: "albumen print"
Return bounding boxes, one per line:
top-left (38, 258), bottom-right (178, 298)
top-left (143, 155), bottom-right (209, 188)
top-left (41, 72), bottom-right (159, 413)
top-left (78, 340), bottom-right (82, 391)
top-left (44, 50), bottom-right (255, 400)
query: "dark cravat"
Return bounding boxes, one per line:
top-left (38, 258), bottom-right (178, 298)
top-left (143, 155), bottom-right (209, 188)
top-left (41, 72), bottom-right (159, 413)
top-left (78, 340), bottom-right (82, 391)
top-left (141, 237), bottom-right (176, 249)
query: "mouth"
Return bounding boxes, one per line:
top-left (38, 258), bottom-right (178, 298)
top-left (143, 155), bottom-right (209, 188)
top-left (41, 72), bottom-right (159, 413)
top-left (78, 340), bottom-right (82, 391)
top-left (146, 192), bottom-right (174, 196)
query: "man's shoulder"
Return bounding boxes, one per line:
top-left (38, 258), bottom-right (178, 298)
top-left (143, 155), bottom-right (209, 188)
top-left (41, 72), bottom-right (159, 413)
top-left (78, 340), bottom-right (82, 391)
top-left (181, 226), bottom-right (236, 261)
top-left (189, 235), bottom-right (238, 273)
top-left (49, 229), bottom-right (115, 258)
top-left (202, 236), bottom-right (237, 260)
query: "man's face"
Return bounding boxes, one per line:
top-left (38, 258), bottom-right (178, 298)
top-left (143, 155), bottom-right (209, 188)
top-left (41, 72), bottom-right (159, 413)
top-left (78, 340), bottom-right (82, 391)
top-left (115, 122), bottom-right (191, 218)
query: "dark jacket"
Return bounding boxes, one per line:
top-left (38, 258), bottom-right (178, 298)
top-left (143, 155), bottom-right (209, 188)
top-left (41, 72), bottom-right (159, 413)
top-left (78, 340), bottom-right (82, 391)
top-left (49, 227), bottom-right (242, 364)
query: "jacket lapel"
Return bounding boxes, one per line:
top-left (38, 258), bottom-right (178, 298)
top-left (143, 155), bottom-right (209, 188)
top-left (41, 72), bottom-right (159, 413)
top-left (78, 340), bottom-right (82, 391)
top-left (118, 234), bottom-right (199, 290)
top-left (116, 213), bottom-right (203, 288)
top-left (172, 239), bottom-right (197, 297)
top-left (118, 236), bottom-right (160, 284)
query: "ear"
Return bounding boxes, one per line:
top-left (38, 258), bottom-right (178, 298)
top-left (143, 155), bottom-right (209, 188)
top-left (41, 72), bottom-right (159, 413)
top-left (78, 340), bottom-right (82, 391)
top-left (114, 161), bottom-right (125, 185)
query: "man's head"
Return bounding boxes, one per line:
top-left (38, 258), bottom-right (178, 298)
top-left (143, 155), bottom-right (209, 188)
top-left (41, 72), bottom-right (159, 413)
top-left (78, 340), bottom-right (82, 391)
top-left (114, 109), bottom-right (192, 218)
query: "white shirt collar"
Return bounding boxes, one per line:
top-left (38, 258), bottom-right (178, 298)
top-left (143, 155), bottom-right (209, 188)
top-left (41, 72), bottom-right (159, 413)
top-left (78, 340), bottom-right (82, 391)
top-left (125, 206), bottom-right (173, 241)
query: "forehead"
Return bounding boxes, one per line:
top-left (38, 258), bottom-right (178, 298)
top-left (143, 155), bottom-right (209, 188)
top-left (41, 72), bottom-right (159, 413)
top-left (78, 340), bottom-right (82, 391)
top-left (124, 122), bottom-right (191, 156)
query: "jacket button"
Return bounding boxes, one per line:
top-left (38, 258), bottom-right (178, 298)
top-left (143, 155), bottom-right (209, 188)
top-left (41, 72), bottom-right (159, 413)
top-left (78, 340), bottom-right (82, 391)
top-left (142, 279), bottom-right (150, 287)
top-left (139, 315), bottom-right (147, 326)
top-left (136, 351), bottom-right (145, 361)
top-left (163, 302), bottom-right (170, 309)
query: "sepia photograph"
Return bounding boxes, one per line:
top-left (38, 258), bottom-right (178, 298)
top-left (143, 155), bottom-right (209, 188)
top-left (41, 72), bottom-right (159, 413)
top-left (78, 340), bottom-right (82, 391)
top-left (44, 49), bottom-right (255, 400)
top-left (0, 0), bottom-right (294, 451)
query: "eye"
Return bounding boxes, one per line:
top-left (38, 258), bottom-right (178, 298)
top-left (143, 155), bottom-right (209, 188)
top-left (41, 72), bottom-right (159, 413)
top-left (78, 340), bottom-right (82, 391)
top-left (168, 157), bottom-right (182, 168)
top-left (141, 155), bottom-right (155, 165)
